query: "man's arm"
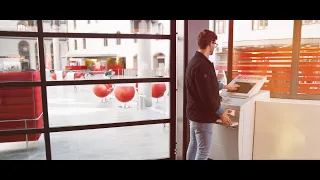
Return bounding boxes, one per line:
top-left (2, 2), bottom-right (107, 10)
top-left (195, 68), bottom-right (222, 115)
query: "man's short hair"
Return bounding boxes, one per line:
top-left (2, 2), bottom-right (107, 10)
top-left (197, 29), bottom-right (218, 49)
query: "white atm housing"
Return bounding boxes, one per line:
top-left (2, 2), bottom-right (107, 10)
top-left (209, 75), bottom-right (270, 160)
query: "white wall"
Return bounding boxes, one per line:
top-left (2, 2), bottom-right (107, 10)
top-left (0, 38), bottom-right (67, 70)
top-left (253, 99), bottom-right (320, 160)
top-left (0, 20), bottom-right (67, 32)
top-left (215, 20), bottom-right (320, 46)
top-left (66, 20), bottom-right (170, 69)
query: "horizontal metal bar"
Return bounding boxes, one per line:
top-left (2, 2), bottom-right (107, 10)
top-left (0, 31), bottom-right (172, 39)
top-left (295, 94), bottom-right (320, 100)
top-left (0, 128), bottom-right (44, 136)
top-left (42, 33), bottom-right (172, 39)
top-left (155, 158), bottom-right (170, 160)
top-left (0, 119), bottom-right (170, 136)
top-left (0, 78), bottom-right (172, 88)
top-left (45, 78), bottom-right (171, 86)
top-left (0, 81), bottom-right (41, 88)
top-left (0, 113), bottom-right (43, 122)
top-left (270, 93), bottom-right (291, 99)
top-left (0, 31), bottom-right (39, 37)
top-left (48, 119), bottom-right (170, 133)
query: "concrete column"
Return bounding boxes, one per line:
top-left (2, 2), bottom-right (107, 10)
top-left (187, 20), bottom-right (209, 59)
top-left (176, 20), bottom-right (210, 160)
top-left (52, 21), bottom-right (61, 71)
top-left (175, 20), bottom-right (185, 160)
top-left (137, 20), bottom-right (153, 107)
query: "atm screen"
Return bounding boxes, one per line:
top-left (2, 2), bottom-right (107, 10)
top-left (227, 82), bottom-right (256, 94)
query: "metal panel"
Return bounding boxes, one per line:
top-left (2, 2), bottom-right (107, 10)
top-left (169, 20), bottom-right (177, 160)
top-left (175, 20), bottom-right (185, 160)
top-left (290, 20), bottom-right (302, 98)
top-left (0, 31), bottom-right (170, 39)
top-left (36, 20), bottom-right (52, 160)
top-left (183, 20), bottom-right (210, 159)
top-left (227, 20), bottom-right (234, 84)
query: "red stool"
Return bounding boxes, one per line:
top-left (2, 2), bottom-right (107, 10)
top-left (152, 83), bottom-right (167, 103)
top-left (93, 84), bottom-right (109, 103)
top-left (114, 85), bottom-right (135, 108)
top-left (51, 72), bottom-right (66, 80)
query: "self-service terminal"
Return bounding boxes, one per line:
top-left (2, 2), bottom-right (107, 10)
top-left (209, 75), bottom-right (270, 160)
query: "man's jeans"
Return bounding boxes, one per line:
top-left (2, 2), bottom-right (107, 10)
top-left (186, 120), bottom-right (214, 160)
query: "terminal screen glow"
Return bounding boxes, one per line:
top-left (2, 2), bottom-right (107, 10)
top-left (227, 82), bottom-right (256, 94)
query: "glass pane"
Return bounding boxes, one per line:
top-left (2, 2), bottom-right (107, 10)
top-left (211, 20), bottom-right (228, 85)
top-left (0, 20), bottom-right (37, 32)
top-left (50, 124), bottom-right (169, 160)
top-left (42, 20), bottom-right (170, 35)
top-left (233, 20), bottom-right (294, 97)
top-left (0, 37), bottom-right (41, 82)
top-left (47, 83), bottom-right (170, 127)
top-left (0, 86), bottom-right (44, 131)
top-left (43, 38), bottom-right (170, 81)
top-left (298, 21), bottom-right (320, 95)
top-left (0, 134), bottom-right (46, 160)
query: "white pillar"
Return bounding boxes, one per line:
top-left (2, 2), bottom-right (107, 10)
top-left (137, 20), bottom-right (153, 107)
top-left (181, 20), bottom-right (210, 160)
top-left (52, 23), bottom-right (61, 71)
top-left (29, 42), bottom-right (36, 70)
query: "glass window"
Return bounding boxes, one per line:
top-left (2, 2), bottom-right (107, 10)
top-left (298, 20), bottom-right (320, 95)
top-left (47, 83), bottom-right (170, 127)
top-left (45, 38), bottom-right (170, 81)
top-left (0, 20), bottom-right (37, 32)
top-left (0, 37), bottom-right (41, 79)
top-left (215, 20), bottom-right (226, 34)
top-left (0, 134), bottom-right (46, 160)
top-left (211, 20), bottom-right (229, 85)
top-left (233, 20), bottom-right (294, 97)
top-left (252, 20), bottom-right (268, 30)
top-left (50, 124), bottom-right (169, 160)
top-left (42, 20), bottom-right (170, 34)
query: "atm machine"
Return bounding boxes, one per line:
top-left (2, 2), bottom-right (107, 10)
top-left (209, 75), bottom-right (270, 160)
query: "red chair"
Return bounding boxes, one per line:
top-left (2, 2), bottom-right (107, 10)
top-left (114, 86), bottom-right (135, 108)
top-left (152, 83), bottom-right (167, 102)
top-left (0, 71), bottom-right (43, 148)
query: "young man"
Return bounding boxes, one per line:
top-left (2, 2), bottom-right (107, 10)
top-left (185, 29), bottom-right (240, 160)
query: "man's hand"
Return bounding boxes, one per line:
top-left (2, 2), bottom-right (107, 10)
top-left (219, 112), bottom-right (232, 126)
top-left (225, 84), bottom-right (240, 91)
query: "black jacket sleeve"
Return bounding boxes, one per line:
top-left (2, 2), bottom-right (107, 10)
top-left (194, 66), bottom-right (221, 115)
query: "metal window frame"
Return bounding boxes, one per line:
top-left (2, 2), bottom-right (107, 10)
top-left (290, 20), bottom-right (320, 100)
top-left (181, 19), bottom-right (320, 160)
top-left (0, 20), bottom-right (177, 160)
top-left (227, 20), bottom-right (234, 83)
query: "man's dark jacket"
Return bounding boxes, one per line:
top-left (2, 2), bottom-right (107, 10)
top-left (185, 51), bottom-right (221, 123)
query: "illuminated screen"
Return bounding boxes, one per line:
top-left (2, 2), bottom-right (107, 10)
top-left (227, 82), bottom-right (256, 94)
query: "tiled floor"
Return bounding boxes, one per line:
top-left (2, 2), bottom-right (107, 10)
top-left (0, 84), bottom-right (170, 160)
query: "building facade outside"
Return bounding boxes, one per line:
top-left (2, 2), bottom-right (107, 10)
top-left (0, 20), bottom-right (170, 78)
top-left (210, 20), bottom-right (320, 95)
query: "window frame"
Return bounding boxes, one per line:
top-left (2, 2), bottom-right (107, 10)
top-left (0, 20), bottom-right (176, 160)
top-left (252, 20), bottom-right (268, 30)
top-left (215, 20), bottom-right (226, 34)
top-left (229, 20), bottom-right (320, 100)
